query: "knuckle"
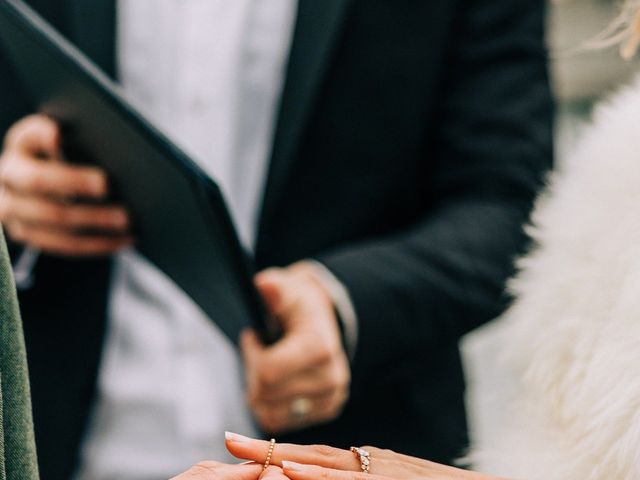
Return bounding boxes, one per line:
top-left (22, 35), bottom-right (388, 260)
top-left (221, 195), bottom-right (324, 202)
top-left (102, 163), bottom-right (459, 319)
top-left (361, 446), bottom-right (388, 457)
top-left (313, 344), bottom-right (333, 365)
top-left (311, 444), bottom-right (338, 459)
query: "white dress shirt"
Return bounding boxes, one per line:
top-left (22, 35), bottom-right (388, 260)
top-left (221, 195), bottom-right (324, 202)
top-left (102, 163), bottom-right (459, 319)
top-left (74, 2), bottom-right (297, 479)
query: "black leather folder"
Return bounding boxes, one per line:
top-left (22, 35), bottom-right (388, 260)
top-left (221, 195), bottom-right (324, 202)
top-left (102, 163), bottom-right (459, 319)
top-left (0, 0), bottom-right (279, 344)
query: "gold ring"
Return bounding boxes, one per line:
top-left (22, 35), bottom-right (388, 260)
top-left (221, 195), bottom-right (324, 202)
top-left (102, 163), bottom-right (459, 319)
top-left (350, 446), bottom-right (371, 474)
top-left (263, 438), bottom-right (276, 471)
top-left (290, 397), bottom-right (313, 421)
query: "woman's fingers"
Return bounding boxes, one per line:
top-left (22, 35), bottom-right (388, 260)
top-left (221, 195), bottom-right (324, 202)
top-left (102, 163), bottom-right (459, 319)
top-left (260, 466), bottom-right (290, 480)
top-left (224, 436), bottom-right (494, 480)
top-left (226, 433), bottom-right (361, 471)
top-left (282, 462), bottom-right (392, 480)
top-left (226, 436), bottom-right (429, 479)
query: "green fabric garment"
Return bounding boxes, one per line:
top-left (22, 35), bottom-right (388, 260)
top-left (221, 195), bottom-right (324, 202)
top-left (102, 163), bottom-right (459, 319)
top-left (0, 229), bottom-right (39, 480)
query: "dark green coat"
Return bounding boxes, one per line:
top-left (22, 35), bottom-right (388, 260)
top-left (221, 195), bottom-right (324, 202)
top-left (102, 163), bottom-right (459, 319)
top-left (0, 228), bottom-right (38, 480)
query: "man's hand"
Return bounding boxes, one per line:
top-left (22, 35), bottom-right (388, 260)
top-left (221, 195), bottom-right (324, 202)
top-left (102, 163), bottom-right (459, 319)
top-left (0, 114), bottom-right (132, 256)
top-left (242, 263), bottom-right (351, 434)
top-left (170, 461), bottom-right (282, 480)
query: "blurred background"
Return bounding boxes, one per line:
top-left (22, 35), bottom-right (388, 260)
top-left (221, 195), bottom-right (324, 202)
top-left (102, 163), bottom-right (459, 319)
top-left (463, 0), bottom-right (640, 449)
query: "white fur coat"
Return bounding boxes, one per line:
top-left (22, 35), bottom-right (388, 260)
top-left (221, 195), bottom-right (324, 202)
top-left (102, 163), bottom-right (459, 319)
top-left (472, 74), bottom-right (640, 479)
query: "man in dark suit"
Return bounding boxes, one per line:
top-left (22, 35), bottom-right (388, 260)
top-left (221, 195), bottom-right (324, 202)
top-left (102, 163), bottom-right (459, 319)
top-left (0, 1), bottom-right (553, 479)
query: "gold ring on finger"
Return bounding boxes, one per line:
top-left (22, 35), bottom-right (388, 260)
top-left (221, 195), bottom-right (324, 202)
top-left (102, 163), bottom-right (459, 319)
top-left (289, 397), bottom-right (313, 421)
top-left (263, 438), bottom-right (276, 471)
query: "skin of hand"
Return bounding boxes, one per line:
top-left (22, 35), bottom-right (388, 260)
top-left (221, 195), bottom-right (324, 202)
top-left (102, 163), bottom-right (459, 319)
top-left (0, 114), bottom-right (133, 256)
top-left (170, 461), bottom-right (278, 480)
top-left (242, 262), bottom-right (351, 434)
top-left (225, 433), bottom-right (507, 480)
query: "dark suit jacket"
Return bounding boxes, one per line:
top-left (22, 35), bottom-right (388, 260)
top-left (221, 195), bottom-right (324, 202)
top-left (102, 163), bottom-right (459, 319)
top-left (0, 1), bottom-right (554, 479)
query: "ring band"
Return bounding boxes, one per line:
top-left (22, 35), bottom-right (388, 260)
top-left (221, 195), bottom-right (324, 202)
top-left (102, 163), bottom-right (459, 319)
top-left (350, 446), bottom-right (371, 474)
top-left (290, 397), bottom-right (313, 421)
top-left (263, 438), bottom-right (276, 471)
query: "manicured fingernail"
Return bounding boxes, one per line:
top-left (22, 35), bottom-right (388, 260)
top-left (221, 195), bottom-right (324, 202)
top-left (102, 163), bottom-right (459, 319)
top-left (225, 431), bottom-right (252, 443)
top-left (282, 461), bottom-right (308, 472)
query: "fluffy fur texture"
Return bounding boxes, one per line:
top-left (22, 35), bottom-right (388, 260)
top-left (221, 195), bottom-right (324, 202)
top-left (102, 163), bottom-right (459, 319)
top-left (471, 74), bottom-right (640, 479)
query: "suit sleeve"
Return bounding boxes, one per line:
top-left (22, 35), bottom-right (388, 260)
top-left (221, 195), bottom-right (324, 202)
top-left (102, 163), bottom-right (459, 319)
top-left (315, 0), bottom-right (554, 377)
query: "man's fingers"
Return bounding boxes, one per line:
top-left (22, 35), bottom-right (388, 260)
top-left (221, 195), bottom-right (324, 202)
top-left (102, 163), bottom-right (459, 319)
top-left (242, 328), bottom-right (332, 391)
top-left (226, 434), bottom-right (361, 472)
top-left (7, 221), bottom-right (133, 257)
top-left (0, 152), bottom-right (107, 199)
top-left (248, 331), bottom-right (338, 390)
top-left (252, 367), bottom-right (336, 403)
top-left (170, 461), bottom-right (263, 480)
top-left (0, 189), bottom-right (129, 232)
top-left (250, 390), bottom-right (347, 434)
top-left (255, 269), bottom-right (288, 316)
top-left (6, 114), bottom-right (60, 156)
top-left (246, 265), bottom-right (351, 431)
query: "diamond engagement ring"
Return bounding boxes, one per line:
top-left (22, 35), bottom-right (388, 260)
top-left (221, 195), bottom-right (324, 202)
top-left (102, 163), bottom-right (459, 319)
top-left (350, 446), bottom-right (371, 474)
top-left (290, 397), bottom-right (313, 421)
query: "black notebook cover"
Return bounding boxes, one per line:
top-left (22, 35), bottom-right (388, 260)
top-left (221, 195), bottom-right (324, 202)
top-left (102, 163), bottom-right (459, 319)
top-left (0, 0), bottom-right (279, 345)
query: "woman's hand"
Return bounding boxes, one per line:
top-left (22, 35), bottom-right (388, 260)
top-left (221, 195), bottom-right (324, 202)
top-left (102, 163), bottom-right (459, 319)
top-left (225, 433), bottom-right (504, 480)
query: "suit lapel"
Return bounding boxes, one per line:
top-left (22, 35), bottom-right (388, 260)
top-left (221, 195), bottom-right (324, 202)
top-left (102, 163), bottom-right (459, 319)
top-left (259, 0), bottom-right (353, 234)
top-left (66, 0), bottom-right (117, 77)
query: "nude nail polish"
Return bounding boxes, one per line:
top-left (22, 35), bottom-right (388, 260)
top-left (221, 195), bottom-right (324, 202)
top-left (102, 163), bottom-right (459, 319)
top-left (225, 431), bottom-right (252, 443)
top-left (282, 461), bottom-right (308, 472)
